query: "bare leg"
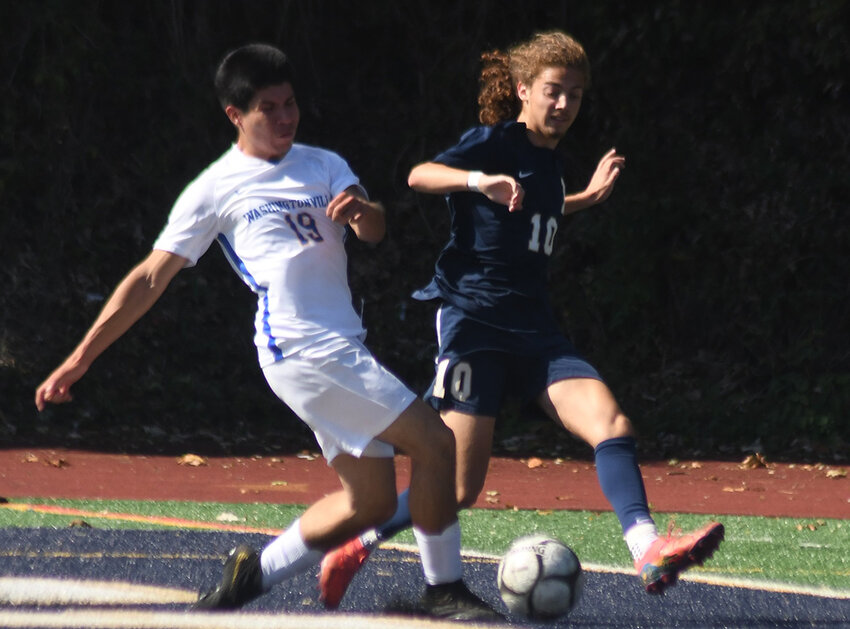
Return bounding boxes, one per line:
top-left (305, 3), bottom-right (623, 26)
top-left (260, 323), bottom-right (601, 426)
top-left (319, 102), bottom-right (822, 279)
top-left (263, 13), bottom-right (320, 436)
top-left (376, 398), bottom-right (457, 533)
top-left (299, 454), bottom-right (398, 550)
top-left (539, 377), bottom-right (655, 545)
top-left (538, 377), bottom-right (634, 446)
top-left (440, 410), bottom-right (496, 509)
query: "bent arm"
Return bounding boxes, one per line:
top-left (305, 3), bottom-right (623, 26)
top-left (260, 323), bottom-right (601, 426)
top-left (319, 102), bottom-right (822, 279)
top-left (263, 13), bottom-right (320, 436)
top-left (562, 148), bottom-right (625, 215)
top-left (408, 162), bottom-right (524, 211)
top-left (35, 249), bottom-right (188, 410)
top-left (407, 162), bottom-right (471, 194)
top-left (326, 186), bottom-right (386, 244)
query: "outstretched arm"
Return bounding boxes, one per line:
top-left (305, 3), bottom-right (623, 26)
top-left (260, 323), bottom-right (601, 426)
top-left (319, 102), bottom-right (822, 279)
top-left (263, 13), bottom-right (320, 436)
top-left (408, 162), bottom-right (524, 212)
top-left (326, 186), bottom-right (386, 244)
top-left (563, 148), bottom-right (625, 215)
top-left (35, 249), bottom-right (188, 411)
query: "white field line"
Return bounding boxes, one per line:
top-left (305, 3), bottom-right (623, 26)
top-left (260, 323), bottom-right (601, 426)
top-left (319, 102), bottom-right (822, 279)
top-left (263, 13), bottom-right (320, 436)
top-left (0, 577), bottom-right (197, 605)
top-left (0, 607), bottom-right (491, 629)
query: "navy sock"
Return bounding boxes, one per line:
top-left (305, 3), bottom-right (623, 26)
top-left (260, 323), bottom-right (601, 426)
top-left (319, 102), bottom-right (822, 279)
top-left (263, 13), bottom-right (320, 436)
top-left (376, 488), bottom-right (412, 541)
top-left (594, 436), bottom-right (653, 533)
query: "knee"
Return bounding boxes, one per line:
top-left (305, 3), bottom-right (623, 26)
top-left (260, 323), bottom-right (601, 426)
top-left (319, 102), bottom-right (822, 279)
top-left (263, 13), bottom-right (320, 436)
top-left (431, 420), bottom-right (456, 459)
top-left (408, 411), bottom-right (456, 466)
top-left (566, 404), bottom-right (634, 449)
top-left (588, 411), bottom-right (635, 447)
top-left (610, 412), bottom-right (635, 439)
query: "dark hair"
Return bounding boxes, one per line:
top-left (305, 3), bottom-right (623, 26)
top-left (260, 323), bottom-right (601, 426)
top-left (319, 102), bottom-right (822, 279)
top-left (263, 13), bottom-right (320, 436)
top-left (478, 31), bottom-right (590, 125)
top-left (214, 43), bottom-right (295, 110)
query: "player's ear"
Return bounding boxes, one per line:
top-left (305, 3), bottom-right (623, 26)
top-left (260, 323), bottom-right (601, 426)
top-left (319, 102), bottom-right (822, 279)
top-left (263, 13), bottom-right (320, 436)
top-left (224, 105), bottom-right (242, 128)
top-left (516, 81), bottom-right (529, 104)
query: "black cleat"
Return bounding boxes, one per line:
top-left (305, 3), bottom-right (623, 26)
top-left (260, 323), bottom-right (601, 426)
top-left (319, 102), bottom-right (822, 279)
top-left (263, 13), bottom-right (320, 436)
top-left (421, 579), bottom-right (504, 622)
top-left (194, 544), bottom-right (264, 610)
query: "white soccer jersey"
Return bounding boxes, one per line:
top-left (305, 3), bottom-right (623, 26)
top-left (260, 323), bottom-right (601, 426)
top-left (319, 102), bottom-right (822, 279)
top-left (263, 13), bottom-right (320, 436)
top-left (153, 143), bottom-right (366, 366)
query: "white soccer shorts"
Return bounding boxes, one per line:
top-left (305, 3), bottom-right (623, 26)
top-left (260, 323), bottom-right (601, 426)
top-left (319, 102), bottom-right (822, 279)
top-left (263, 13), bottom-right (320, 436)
top-left (262, 335), bottom-right (417, 463)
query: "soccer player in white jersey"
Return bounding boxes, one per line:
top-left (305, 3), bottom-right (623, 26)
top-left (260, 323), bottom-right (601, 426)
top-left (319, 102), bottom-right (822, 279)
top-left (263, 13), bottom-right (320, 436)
top-left (34, 43), bottom-right (499, 621)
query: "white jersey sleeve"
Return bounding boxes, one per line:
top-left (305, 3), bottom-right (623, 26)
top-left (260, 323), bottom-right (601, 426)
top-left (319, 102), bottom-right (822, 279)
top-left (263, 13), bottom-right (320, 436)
top-left (325, 150), bottom-right (364, 198)
top-left (152, 164), bottom-right (221, 267)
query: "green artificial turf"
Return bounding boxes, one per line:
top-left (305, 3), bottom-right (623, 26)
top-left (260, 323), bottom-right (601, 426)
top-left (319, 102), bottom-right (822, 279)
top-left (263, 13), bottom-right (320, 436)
top-left (2, 498), bottom-right (848, 594)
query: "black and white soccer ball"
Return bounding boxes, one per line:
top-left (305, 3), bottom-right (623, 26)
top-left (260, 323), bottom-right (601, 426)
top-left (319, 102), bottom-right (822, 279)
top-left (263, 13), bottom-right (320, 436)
top-left (497, 534), bottom-right (584, 620)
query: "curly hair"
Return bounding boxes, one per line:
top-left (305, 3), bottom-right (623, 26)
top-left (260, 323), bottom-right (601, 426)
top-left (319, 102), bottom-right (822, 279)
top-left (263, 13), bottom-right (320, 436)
top-left (478, 31), bottom-right (590, 126)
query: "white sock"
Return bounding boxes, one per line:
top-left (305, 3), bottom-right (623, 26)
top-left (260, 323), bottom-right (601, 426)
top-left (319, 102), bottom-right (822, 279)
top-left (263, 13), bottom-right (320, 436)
top-left (624, 519), bottom-right (659, 561)
top-left (359, 528), bottom-right (379, 550)
top-left (260, 518), bottom-right (324, 590)
top-left (412, 520), bottom-right (463, 586)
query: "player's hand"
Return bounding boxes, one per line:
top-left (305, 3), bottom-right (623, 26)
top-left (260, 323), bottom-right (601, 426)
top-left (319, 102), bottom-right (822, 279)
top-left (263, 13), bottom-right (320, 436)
top-left (326, 190), bottom-right (369, 225)
top-left (35, 362), bottom-right (87, 411)
top-left (479, 174), bottom-right (524, 212)
top-left (584, 148), bottom-right (624, 204)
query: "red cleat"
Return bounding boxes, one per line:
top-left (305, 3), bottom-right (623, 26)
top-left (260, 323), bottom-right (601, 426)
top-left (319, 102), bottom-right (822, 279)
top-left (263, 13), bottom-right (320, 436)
top-left (635, 521), bottom-right (725, 594)
top-left (318, 537), bottom-right (372, 609)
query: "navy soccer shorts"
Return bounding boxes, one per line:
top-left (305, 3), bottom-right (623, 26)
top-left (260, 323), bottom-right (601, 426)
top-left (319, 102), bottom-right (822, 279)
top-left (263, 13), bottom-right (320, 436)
top-left (426, 304), bottom-right (602, 417)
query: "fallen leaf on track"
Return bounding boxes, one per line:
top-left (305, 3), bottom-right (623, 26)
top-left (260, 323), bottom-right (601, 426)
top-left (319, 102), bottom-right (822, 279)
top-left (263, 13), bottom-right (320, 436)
top-left (69, 519), bottom-right (91, 528)
top-left (216, 512), bottom-right (244, 523)
top-left (177, 453), bottom-right (207, 467)
top-left (741, 453), bottom-right (769, 469)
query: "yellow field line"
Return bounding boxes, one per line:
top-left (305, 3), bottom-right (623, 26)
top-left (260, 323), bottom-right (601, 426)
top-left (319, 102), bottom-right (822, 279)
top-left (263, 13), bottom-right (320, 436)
top-left (0, 502), bottom-right (282, 536)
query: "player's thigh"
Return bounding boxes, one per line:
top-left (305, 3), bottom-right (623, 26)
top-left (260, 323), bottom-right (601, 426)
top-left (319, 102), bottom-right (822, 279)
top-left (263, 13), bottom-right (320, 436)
top-left (539, 377), bottom-right (633, 447)
top-left (441, 409), bottom-right (495, 506)
top-left (376, 397), bottom-right (455, 463)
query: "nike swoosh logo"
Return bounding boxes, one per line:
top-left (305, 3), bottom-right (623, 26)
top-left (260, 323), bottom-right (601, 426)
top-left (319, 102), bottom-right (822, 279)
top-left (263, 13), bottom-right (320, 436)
top-left (518, 171), bottom-right (534, 179)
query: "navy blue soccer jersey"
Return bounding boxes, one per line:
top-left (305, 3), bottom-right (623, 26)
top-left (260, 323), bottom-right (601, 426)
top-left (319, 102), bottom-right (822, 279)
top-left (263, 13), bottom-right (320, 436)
top-left (413, 121), bottom-right (567, 334)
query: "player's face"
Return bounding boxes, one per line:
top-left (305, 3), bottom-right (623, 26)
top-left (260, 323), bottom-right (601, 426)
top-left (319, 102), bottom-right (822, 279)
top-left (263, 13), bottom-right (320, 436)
top-left (516, 66), bottom-right (584, 149)
top-left (228, 83), bottom-right (300, 161)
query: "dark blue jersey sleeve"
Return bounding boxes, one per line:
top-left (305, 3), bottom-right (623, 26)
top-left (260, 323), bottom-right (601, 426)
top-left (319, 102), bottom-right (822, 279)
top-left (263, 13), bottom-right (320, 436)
top-left (433, 123), bottom-right (522, 174)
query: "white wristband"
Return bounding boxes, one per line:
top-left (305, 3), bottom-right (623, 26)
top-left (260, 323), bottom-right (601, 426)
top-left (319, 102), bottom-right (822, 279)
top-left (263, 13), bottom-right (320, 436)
top-left (466, 170), bottom-right (483, 192)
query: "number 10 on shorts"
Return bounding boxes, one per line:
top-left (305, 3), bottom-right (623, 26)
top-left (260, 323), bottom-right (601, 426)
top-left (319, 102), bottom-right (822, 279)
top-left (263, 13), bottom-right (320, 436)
top-left (434, 358), bottom-right (472, 402)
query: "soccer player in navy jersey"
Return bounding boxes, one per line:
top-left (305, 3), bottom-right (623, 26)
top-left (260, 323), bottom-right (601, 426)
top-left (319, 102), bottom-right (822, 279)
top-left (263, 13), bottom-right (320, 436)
top-left (320, 30), bottom-right (723, 606)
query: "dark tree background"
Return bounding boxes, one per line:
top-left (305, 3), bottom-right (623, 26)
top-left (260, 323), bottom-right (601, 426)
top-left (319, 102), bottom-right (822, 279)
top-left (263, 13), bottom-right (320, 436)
top-left (1, 1), bottom-right (847, 461)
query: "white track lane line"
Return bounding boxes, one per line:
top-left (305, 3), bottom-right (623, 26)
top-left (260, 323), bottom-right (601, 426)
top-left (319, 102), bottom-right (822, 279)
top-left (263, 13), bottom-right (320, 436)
top-left (0, 608), bottom-right (492, 629)
top-left (0, 577), bottom-right (197, 605)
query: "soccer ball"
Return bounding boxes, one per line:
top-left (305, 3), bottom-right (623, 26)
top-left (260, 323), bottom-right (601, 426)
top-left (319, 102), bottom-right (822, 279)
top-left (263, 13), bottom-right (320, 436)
top-left (497, 534), bottom-right (583, 620)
